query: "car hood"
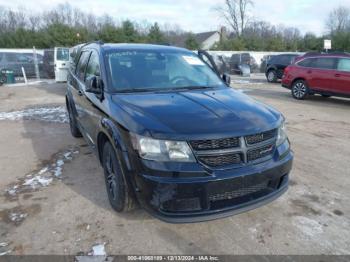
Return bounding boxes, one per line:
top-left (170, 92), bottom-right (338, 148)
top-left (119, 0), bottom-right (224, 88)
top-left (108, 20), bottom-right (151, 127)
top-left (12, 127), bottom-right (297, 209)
top-left (111, 88), bottom-right (282, 140)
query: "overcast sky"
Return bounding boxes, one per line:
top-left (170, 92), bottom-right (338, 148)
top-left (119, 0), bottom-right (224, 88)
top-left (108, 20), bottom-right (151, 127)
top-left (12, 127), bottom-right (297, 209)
top-left (1, 0), bottom-right (350, 35)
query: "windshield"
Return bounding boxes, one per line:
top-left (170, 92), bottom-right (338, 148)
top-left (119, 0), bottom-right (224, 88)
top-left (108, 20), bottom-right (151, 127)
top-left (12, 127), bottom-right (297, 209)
top-left (106, 50), bottom-right (225, 92)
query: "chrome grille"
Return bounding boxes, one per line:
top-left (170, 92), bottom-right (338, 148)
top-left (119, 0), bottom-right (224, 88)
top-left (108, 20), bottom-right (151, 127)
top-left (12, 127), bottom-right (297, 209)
top-left (190, 137), bottom-right (240, 151)
top-left (191, 129), bottom-right (277, 168)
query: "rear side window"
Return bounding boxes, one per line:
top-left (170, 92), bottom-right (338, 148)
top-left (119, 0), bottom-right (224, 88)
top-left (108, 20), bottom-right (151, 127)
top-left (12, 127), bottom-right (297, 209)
top-left (314, 58), bottom-right (337, 70)
top-left (76, 51), bottom-right (91, 81)
top-left (337, 58), bottom-right (350, 72)
top-left (297, 58), bottom-right (315, 68)
top-left (0, 53), bottom-right (4, 62)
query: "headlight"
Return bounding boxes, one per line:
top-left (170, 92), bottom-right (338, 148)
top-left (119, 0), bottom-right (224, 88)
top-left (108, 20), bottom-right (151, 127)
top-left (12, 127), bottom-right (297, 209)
top-left (131, 134), bottom-right (196, 162)
top-left (276, 120), bottom-right (288, 146)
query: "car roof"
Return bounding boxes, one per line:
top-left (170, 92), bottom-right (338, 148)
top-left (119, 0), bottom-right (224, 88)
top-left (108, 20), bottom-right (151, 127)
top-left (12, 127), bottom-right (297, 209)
top-left (83, 43), bottom-right (192, 53)
top-left (297, 53), bottom-right (350, 60)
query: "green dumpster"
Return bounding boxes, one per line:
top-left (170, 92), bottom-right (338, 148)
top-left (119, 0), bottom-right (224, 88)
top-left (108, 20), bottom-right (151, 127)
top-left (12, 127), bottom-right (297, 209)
top-left (1, 69), bottom-right (15, 84)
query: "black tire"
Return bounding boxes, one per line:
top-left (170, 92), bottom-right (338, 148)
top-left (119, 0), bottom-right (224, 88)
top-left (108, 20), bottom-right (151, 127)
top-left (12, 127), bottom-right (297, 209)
top-left (266, 70), bottom-right (277, 83)
top-left (321, 94), bottom-right (331, 98)
top-left (291, 80), bottom-right (309, 100)
top-left (102, 142), bottom-right (136, 212)
top-left (67, 102), bottom-right (82, 138)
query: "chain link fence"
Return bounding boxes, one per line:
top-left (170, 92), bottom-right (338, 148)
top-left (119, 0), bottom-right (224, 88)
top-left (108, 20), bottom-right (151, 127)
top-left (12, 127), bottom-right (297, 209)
top-left (0, 48), bottom-right (55, 84)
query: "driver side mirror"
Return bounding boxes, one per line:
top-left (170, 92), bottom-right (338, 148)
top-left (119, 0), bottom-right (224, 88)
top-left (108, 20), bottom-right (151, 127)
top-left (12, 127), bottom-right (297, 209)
top-left (222, 73), bottom-right (231, 86)
top-left (86, 75), bottom-right (102, 94)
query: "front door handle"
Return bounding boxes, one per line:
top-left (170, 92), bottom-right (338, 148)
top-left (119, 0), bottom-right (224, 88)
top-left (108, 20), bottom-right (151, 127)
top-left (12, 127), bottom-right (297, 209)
top-left (335, 74), bottom-right (341, 77)
top-left (307, 70), bottom-right (312, 74)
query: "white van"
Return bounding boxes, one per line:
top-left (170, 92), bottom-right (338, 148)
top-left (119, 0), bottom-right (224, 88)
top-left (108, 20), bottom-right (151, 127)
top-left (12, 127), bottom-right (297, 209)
top-left (54, 47), bottom-right (70, 82)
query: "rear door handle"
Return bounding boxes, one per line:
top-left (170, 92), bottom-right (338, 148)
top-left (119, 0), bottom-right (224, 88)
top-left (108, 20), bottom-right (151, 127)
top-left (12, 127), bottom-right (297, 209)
top-left (335, 74), bottom-right (341, 77)
top-left (307, 70), bottom-right (312, 74)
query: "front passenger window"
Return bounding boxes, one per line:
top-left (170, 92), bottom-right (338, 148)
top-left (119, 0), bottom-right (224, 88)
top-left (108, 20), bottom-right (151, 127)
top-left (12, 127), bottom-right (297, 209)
top-left (337, 58), bottom-right (350, 72)
top-left (76, 51), bottom-right (91, 81)
top-left (85, 52), bottom-right (100, 81)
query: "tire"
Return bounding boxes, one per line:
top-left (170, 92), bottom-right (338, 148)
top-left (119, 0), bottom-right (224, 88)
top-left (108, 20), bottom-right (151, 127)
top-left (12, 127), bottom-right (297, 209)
top-left (102, 142), bottom-right (136, 212)
top-left (321, 94), bottom-right (331, 98)
top-left (67, 102), bottom-right (82, 138)
top-left (267, 70), bottom-right (277, 83)
top-left (291, 80), bottom-right (309, 100)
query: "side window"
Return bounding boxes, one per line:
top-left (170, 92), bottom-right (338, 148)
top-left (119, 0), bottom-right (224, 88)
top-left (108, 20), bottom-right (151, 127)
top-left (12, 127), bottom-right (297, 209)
top-left (75, 51), bottom-right (91, 81)
top-left (85, 51), bottom-right (100, 81)
top-left (337, 58), bottom-right (350, 72)
top-left (297, 58), bottom-right (315, 68)
top-left (314, 58), bottom-right (337, 70)
top-left (0, 53), bottom-right (4, 62)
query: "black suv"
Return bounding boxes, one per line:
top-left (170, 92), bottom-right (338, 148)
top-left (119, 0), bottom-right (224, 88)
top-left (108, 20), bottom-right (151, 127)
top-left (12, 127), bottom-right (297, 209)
top-left (66, 42), bottom-right (293, 223)
top-left (265, 54), bottom-right (299, 83)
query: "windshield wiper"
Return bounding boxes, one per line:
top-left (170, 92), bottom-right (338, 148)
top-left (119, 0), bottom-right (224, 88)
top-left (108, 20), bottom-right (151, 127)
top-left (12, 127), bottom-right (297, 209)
top-left (172, 86), bottom-right (216, 91)
top-left (116, 88), bottom-right (154, 93)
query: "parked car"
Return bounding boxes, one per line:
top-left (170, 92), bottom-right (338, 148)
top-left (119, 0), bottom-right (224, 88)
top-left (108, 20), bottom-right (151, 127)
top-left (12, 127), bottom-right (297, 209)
top-left (265, 54), bottom-right (299, 82)
top-left (0, 52), bottom-right (36, 77)
top-left (66, 42), bottom-right (293, 222)
top-left (282, 53), bottom-right (350, 100)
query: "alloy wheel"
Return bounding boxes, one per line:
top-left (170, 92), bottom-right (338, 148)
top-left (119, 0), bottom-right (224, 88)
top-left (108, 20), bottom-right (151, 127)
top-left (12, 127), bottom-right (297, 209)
top-left (105, 149), bottom-right (119, 201)
top-left (293, 82), bottom-right (307, 99)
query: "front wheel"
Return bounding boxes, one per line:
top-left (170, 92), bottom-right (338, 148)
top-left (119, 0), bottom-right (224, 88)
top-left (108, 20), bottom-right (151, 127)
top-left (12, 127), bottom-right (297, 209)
top-left (267, 70), bottom-right (277, 83)
top-left (102, 142), bottom-right (136, 212)
top-left (292, 80), bottom-right (309, 100)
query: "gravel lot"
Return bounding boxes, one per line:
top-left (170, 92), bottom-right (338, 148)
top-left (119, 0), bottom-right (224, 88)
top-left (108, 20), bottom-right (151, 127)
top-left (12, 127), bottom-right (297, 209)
top-left (0, 76), bottom-right (349, 255)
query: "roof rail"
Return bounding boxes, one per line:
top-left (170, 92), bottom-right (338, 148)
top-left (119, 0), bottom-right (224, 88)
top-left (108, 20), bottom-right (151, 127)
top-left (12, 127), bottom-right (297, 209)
top-left (82, 40), bottom-right (104, 47)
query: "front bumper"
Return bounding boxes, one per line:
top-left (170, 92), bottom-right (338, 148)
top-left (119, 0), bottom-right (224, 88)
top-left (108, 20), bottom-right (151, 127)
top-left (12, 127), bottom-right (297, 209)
top-left (133, 149), bottom-right (293, 223)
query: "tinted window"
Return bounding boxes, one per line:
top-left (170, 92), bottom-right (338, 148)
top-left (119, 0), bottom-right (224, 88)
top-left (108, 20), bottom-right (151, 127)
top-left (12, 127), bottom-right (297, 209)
top-left (314, 58), bottom-right (337, 70)
top-left (85, 52), bottom-right (100, 80)
top-left (76, 51), bottom-right (91, 81)
top-left (107, 50), bottom-right (224, 92)
top-left (297, 58), bottom-right (315, 68)
top-left (337, 58), bottom-right (350, 72)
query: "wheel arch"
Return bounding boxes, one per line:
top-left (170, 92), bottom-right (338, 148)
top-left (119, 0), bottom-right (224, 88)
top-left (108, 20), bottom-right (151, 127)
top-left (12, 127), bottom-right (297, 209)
top-left (97, 118), bottom-right (130, 169)
top-left (291, 77), bottom-right (306, 85)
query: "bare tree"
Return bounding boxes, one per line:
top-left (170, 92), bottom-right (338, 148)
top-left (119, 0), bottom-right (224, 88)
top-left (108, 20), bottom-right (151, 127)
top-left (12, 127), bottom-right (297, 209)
top-left (326, 6), bottom-right (350, 33)
top-left (215, 0), bottom-right (253, 36)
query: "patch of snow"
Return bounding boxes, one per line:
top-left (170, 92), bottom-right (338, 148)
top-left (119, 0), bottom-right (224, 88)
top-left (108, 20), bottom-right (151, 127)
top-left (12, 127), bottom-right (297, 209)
top-left (0, 250), bottom-right (12, 256)
top-left (233, 80), bottom-right (251, 84)
top-left (293, 216), bottom-right (324, 237)
top-left (0, 106), bottom-right (68, 123)
top-left (23, 175), bottom-right (53, 188)
top-left (53, 166), bottom-right (62, 177)
top-left (5, 147), bottom-right (79, 196)
top-left (0, 243), bottom-right (8, 247)
top-left (9, 212), bottom-right (27, 223)
top-left (89, 244), bottom-right (106, 256)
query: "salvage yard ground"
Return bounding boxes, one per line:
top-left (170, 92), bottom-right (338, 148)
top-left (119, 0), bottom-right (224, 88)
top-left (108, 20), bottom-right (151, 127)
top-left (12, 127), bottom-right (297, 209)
top-left (0, 75), bottom-right (349, 255)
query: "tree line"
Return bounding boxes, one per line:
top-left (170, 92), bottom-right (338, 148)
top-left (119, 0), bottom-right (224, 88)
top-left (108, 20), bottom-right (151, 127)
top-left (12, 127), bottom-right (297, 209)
top-left (213, 0), bottom-right (350, 52)
top-left (0, 2), bottom-right (349, 52)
